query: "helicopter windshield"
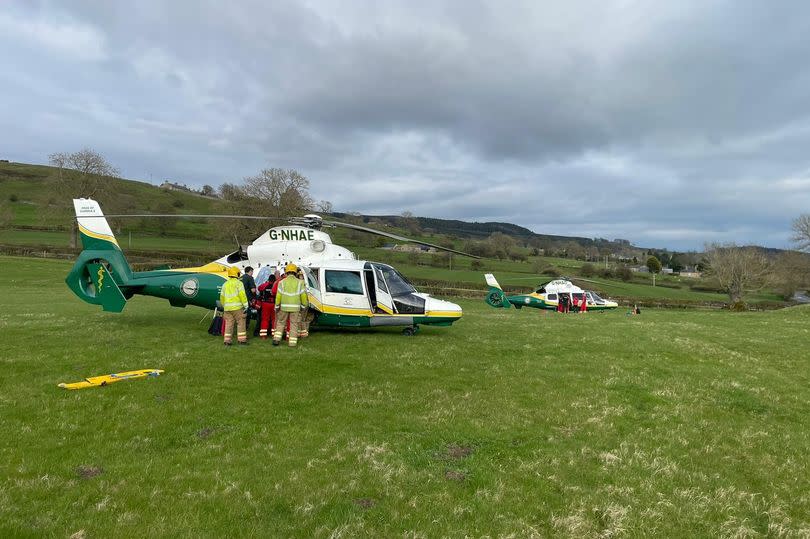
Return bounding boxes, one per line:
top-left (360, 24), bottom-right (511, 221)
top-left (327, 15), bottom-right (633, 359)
top-left (587, 291), bottom-right (606, 304)
top-left (376, 264), bottom-right (416, 297)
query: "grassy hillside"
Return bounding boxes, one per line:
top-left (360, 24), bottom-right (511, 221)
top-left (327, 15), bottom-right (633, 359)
top-left (2, 256), bottom-right (810, 537)
top-left (0, 161), bottom-right (783, 307)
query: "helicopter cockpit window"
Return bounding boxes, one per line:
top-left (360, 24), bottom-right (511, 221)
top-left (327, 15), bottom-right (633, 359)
top-left (226, 249), bottom-right (249, 264)
top-left (325, 270), bottom-right (364, 295)
top-left (376, 265), bottom-right (416, 297)
top-left (587, 291), bottom-right (606, 304)
top-left (373, 264), bottom-right (423, 313)
top-left (373, 266), bottom-right (389, 294)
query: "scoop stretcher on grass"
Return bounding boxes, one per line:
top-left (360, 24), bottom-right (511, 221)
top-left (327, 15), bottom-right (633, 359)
top-left (58, 369), bottom-right (164, 390)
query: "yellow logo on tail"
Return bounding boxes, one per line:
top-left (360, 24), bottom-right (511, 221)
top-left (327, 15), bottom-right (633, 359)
top-left (97, 266), bottom-right (104, 291)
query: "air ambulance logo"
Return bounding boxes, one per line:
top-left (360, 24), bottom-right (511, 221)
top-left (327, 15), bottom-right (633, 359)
top-left (180, 278), bottom-right (199, 298)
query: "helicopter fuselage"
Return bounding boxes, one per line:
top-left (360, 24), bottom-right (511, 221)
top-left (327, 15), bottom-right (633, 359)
top-left (66, 200), bottom-right (463, 330)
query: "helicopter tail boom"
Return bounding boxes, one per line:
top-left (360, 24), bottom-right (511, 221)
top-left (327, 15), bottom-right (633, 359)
top-left (66, 199), bottom-right (134, 312)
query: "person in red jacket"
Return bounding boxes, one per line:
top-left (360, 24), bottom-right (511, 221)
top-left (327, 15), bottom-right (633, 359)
top-left (270, 269), bottom-right (291, 339)
top-left (580, 293), bottom-right (588, 313)
top-left (257, 274), bottom-right (277, 339)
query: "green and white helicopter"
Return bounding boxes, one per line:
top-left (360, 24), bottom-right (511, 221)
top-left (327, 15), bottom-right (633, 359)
top-left (66, 199), bottom-right (477, 334)
top-left (484, 273), bottom-right (619, 311)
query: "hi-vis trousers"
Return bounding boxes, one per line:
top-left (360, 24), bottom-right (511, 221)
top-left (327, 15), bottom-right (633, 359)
top-left (223, 310), bottom-right (247, 344)
top-left (273, 310), bottom-right (301, 347)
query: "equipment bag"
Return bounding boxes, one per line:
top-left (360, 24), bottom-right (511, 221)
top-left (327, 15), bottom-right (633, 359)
top-left (208, 310), bottom-right (224, 336)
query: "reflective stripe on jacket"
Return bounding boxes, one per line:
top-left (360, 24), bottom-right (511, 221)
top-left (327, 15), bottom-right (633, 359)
top-left (275, 275), bottom-right (308, 312)
top-left (220, 277), bottom-right (248, 311)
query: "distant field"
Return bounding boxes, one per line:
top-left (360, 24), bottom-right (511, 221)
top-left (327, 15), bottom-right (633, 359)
top-left (2, 256), bottom-right (810, 537)
top-left (0, 228), bottom-right (231, 253)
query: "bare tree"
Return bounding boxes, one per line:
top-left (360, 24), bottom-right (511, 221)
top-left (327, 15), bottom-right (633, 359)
top-left (241, 168), bottom-right (313, 217)
top-left (216, 168), bottom-right (322, 242)
top-left (771, 250), bottom-right (810, 300)
top-left (48, 148), bottom-right (120, 248)
top-left (316, 200), bottom-right (333, 214)
top-left (704, 242), bottom-right (771, 305)
top-left (792, 214), bottom-right (810, 251)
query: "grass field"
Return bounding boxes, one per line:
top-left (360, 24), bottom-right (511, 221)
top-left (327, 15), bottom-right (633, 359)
top-left (2, 255), bottom-right (810, 537)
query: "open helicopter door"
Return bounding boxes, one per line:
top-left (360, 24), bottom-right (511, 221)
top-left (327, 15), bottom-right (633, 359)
top-left (301, 266), bottom-right (322, 309)
top-left (371, 264), bottom-right (396, 314)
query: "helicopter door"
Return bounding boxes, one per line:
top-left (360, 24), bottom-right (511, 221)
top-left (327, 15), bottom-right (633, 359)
top-left (371, 264), bottom-right (396, 314)
top-left (301, 267), bottom-right (322, 310)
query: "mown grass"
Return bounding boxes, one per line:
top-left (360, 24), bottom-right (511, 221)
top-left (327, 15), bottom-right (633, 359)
top-left (2, 255), bottom-right (810, 537)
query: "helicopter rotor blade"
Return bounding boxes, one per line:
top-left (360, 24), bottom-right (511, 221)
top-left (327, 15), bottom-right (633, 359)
top-left (323, 220), bottom-right (481, 259)
top-left (85, 213), bottom-right (291, 221)
top-left (83, 212), bottom-right (481, 258)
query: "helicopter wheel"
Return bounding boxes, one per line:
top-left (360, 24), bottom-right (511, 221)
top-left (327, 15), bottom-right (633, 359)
top-left (402, 325), bottom-right (418, 336)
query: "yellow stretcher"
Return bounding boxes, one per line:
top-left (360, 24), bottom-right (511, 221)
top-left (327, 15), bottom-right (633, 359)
top-left (58, 369), bottom-right (164, 390)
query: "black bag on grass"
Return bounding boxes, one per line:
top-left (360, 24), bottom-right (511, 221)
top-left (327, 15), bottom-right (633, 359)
top-left (208, 311), bottom-right (224, 336)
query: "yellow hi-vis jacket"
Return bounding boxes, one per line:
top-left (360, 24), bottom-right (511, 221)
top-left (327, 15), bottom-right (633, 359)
top-left (276, 275), bottom-right (308, 312)
top-left (220, 277), bottom-right (248, 311)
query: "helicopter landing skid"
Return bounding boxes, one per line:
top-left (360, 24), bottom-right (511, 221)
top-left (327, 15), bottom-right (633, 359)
top-left (402, 325), bottom-right (419, 336)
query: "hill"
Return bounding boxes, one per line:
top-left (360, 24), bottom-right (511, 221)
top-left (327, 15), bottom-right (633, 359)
top-left (0, 160), bottom-right (793, 308)
top-left (2, 161), bottom-right (635, 251)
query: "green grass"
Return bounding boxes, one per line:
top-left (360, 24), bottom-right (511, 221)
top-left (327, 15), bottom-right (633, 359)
top-left (2, 255), bottom-right (810, 537)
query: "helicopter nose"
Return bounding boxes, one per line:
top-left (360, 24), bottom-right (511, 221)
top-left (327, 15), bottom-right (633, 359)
top-left (425, 297), bottom-right (463, 318)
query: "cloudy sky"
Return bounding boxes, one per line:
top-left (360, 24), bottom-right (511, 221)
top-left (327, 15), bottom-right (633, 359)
top-left (2, 1), bottom-right (809, 250)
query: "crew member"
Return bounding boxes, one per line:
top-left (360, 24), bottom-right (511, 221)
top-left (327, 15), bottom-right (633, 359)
top-left (257, 274), bottom-right (277, 339)
top-left (272, 267), bottom-right (289, 339)
top-left (241, 266), bottom-right (258, 335)
top-left (580, 294), bottom-right (588, 313)
top-left (273, 263), bottom-right (308, 347)
top-left (296, 268), bottom-right (313, 339)
top-left (220, 266), bottom-right (249, 345)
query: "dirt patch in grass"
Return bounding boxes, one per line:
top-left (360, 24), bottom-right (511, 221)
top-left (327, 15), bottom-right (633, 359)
top-left (354, 498), bottom-right (376, 509)
top-left (196, 427), bottom-right (215, 439)
top-left (76, 465), bottom-right (103, 480)
top-left (445, 470), bottom-right (466, 481)
top-left (446, 444), bottom-right (473, 459)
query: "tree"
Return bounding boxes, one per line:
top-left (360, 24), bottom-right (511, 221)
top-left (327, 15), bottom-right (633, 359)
top-left (200, 184), bottom-right (215, 197)
top-left (316, 200), bottom-right (333, 214)
top-left (616, 266), bottom-right (633, 282)
top-left (241, 168), bottom-right (313, 218)
top-left (399, 211), bottom-right (421, 235)
top-left (771, 250), bottom-right (810, 300)
top-left (48, 148), bottom-right (120, 248)
top-left (218, 182), bottom-right (243, 201)
top-left (704, 242), bottom-right (771, 305)
top-left (792, 214), bottom-right (810, 251)
top-left (646, 256), bottom-right (662, 286)
top-left (216, 168), bottom-right (321, 242)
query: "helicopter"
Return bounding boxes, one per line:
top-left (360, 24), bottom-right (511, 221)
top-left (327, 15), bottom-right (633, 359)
top-left (484, 273), bottom-right (619, 311)
top-left (66, 198), bottom-right (476, 335)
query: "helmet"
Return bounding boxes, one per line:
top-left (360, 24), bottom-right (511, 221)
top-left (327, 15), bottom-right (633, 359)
top-left (227, 266), bottom-right (240, 278)
top-left (285, 263), bottom-right (298, 274)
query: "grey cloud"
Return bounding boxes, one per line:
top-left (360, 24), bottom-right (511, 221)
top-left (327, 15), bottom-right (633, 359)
top-left (3, 0), bottom-right (810, 249)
